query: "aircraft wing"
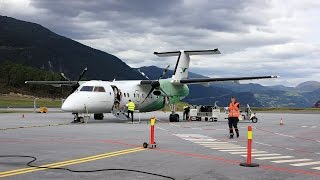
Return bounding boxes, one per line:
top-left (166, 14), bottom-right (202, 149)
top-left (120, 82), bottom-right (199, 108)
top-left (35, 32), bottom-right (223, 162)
top-left (25, 81), bottom-right (78, 87)
top-left (172, 76), bottom-right (279, 84)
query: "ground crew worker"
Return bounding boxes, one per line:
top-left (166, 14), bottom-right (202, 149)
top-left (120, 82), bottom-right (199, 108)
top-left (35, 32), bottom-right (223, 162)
top-left (126, 100), bottom-right (135, 123)
top-left (183, 105), bottom-right (190, 120)
top-left (228, 97), bottom-right (240, 138)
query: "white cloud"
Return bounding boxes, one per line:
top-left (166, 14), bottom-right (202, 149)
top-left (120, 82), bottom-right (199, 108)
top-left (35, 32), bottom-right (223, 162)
top-left (1, 0), bottom-right (319, 86)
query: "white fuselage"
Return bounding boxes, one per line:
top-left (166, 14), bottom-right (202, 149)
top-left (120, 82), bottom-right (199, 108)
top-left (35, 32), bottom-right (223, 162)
top-left (61, 80), bottom-right (166, 114)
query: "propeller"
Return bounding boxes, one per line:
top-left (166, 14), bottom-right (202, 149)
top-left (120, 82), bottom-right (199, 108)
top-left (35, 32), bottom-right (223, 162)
top-left (60, 67), bottom-right (88, 92)
top-left (138, 69), bottom-right (150, 80)
top-left (141, 65), bottom-right (170, 104)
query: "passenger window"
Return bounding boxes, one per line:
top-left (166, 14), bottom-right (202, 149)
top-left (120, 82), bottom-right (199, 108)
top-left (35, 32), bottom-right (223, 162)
top-left (127, 93), bottom-right (129, 97)
top-left (110, 92), bottom-right (112, 95)
top-left (124, 93), bottom-right (126, 97)
top-left (80, 86), bottom-right (94, 92)
top-left (134, 94), bottom-right (136, 98)
top-left (94, 86), bottom-right (106, 92)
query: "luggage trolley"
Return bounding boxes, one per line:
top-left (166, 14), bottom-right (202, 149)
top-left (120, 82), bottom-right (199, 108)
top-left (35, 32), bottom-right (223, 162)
top-left (189, 102), bottom-right (221, 121)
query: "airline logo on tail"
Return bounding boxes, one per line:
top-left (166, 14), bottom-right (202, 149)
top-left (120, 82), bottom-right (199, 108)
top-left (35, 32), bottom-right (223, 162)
top-left (180, 67), bottom-right (188, 73)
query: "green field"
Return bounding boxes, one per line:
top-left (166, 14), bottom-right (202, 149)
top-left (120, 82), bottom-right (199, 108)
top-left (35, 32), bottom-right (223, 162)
top-left (0, 95), bottom-right (62, 108)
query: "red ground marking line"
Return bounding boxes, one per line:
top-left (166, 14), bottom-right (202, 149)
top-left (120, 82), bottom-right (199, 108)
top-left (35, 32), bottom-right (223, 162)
top-left (98, 139), bottom-right (320, 176)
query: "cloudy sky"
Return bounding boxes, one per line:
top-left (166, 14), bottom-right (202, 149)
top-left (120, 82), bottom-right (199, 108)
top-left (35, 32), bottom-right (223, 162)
top-left (1, 0), bottom-right (320, 86)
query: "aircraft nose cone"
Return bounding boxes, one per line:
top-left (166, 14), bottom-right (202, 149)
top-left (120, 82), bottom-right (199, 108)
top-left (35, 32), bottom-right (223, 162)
top-left (61, 99), bottom-right (73, 112)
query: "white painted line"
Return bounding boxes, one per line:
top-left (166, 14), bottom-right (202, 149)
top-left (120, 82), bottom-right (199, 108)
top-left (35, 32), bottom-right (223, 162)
top-left (286, 148), bottom-right (294, 151)
top-left (188, 139), bottom-right (217, 142)
top-left (174, 134), bottom-right (208, 138)
top-left (317, 141), bottom-right (320, 143)
top-left (316, 152), bottom-right (320, 155)
top-left (241, 154), bottom-right (280, 157)
top-left (230, 151), bottom-right (267, 154)
top-left (301, 126), bottom-right (308, 128)
top-left (219, 148), bottom-right (246, 152)
top-left (311, 126), bottom-right (317, 128)
top-left (170, 124), bottom-right (180, 127)
top-left (272, 159), bottom-right (312, 163)
top-left (255, 142), bottom-right (272, 146)
top-left (156, 127), bottom-right (168, 131)
top-left (195, 141), bottom-right (228, 144)
top-left (312, 167), bottom-right (320, 170)
top-left (203, 146), bottom-right (242, 149)
top-left (198, 143), bottom-right (236, 145)
top-left (215, 129), bottom-right (227, 131)
top-left (209, 147), bottom-right (245, 150)
top-left (228, 140), bottom-right (238, 143)
top-left (216, 148), bottom-right (247, 152)
top-left (202, 145), bottom-right (242, 148)
top-left (290, 161), bottom-right (320, 167)
top-left (191, 128), bottom-right (202, 130)
top-left (255, 156), bottom-right (293, 160)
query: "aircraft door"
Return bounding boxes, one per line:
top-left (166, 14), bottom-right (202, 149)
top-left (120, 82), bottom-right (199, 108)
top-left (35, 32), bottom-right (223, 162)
top-left (135, 90), bottom-right (141, 102)
top-left (110, 85), bottom-right (127, 119)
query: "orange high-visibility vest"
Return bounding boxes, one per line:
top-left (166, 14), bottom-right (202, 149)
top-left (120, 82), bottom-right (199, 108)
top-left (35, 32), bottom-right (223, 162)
top-left (228, 102), bottom-right (240, 118)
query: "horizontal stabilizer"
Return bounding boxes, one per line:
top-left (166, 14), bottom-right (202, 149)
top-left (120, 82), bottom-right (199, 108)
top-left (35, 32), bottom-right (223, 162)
top-left (154, 49), bottom-right (220, 57)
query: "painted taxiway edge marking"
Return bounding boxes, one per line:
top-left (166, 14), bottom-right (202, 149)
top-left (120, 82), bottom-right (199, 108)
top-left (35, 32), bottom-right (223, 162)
top-left (0, 147), bottom-right (145, 178)
top-left (272, 159), bottom-right (312, 163)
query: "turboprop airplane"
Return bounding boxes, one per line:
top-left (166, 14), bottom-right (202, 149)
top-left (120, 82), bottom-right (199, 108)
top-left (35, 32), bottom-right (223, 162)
top-left (26, 49), bottom-right (278, 122)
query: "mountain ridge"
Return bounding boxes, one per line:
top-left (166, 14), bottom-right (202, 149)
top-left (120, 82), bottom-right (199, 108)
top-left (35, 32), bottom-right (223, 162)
top-left (0, 15), bottom-right (145, 80)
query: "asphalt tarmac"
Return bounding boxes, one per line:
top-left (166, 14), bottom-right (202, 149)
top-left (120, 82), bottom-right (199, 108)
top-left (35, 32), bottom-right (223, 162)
top-left (0, 111), bottom-right (319, 179)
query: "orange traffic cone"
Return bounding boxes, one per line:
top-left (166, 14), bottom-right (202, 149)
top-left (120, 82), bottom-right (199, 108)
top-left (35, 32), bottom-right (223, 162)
top-left (280, 118), bottom-right (284, 125)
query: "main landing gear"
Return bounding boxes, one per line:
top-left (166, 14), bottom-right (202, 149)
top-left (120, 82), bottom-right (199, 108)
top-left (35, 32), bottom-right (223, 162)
top-left (94, 113), bottom-right (104, 120)
top-left (169, 104), bottom-right (180, 122)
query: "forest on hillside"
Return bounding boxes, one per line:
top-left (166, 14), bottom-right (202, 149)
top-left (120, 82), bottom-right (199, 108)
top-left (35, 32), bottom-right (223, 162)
top-left (0, 61), bottom-right (71, 98)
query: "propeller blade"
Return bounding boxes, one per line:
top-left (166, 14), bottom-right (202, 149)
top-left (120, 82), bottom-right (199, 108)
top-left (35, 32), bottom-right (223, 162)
top-left (158, 65), bottom-right (170, 80)
top-left (141, 87), bottom-right (155, 104)
top-left (60, 73), bottom-right (70, 81)
top-left (138, 69), bottom-right (150, 80)
top-left (77, 67), bottom-right (88, 82)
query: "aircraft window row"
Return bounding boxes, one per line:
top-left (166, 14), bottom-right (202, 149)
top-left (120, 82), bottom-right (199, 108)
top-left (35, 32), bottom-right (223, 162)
top-left (80, 86), bottom-right (105, 92)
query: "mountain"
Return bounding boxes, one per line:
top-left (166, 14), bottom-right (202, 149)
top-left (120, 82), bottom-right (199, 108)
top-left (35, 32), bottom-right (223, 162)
top-left (136, 66), bottom-right (320, 107)
top-left (0, 15), bottom-right (145, 80)
top-left (296, 81), bottom-right (320, 92)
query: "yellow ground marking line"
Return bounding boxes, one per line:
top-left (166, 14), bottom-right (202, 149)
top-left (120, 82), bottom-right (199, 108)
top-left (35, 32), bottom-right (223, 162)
top-left (0, 147), bottom-right (144, 178)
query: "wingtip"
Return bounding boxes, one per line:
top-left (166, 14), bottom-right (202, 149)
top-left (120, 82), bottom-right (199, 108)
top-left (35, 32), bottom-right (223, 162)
top-left (272, 75), bottom-right (280, 78)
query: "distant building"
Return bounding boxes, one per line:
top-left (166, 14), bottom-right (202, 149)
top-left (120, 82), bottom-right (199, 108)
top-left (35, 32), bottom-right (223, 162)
top-left (314, 100), bottom-right (320, 108)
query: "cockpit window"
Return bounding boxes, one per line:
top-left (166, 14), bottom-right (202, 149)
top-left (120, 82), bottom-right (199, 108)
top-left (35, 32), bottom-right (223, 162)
top-left (94, 86), bottom-right (106, 92)
top-left (80, 86), bottom-right (94, 92)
